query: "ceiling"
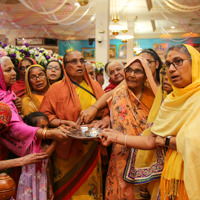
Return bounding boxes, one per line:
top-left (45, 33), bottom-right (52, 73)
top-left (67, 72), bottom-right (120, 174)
top-left (0, 0), bottom-right (200, 43)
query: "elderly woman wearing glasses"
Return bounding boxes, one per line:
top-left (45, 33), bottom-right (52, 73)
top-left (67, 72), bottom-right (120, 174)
top-left (46, 60), bottom-right (64, 85)
top-left (40, 50), bottom-right (110, 200)
top-left (21, 64), bottom-right (50, 116)
top-left (100, 44), bottom-right (200, 200)
top-left (12, 57), bottom-right (37, 98)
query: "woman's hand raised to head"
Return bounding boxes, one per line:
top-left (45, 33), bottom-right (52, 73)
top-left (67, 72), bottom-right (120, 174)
top-left (80, 106), bottom-right (98, 124)
top-left (99, 128), bottom-right (118, 146)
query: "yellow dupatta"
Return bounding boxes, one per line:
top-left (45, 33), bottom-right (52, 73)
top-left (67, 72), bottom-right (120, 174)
top-left (21, 65), bottom-right (50, 116)
top-left (151, 44), bottom-right (200, 200)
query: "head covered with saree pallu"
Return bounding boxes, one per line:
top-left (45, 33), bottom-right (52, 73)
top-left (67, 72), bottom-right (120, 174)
top-left (151, 44), bottom-right (200, 200)
top-left (0, 57), bottom-right (40, 157)
top-left (123, 67), bottom-right (171, 199)
top-left (39, 50), bottom-right (106, 199)
top-left (105, 56), bottom-right (158, 200)
top-left (21, 64), bottom-right (50, 116)
top-left (12, 57), bottom-right (37, 98)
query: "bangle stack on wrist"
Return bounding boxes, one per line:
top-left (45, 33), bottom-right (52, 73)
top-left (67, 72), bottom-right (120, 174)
top-left (42, 128), bottom-right (47, 140)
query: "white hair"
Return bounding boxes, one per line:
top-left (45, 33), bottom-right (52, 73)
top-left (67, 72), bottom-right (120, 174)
top-left (107, 60), bottom-right (124, 73)
top-left (0, 56), bottom-right (11, 69)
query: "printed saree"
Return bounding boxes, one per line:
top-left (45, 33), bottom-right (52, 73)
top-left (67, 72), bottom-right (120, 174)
top-left (40, 64), bottom-right (106, 199)
top-left (152, 44), bottom-right (200, 200)
top-left (123, 69), bottom-right (168, 199)
top-left (105, 57), bottom-right (157, 200)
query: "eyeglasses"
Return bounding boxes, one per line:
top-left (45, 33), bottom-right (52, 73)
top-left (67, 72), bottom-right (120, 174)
top-left (47, 65), bottom-right (60, 71)
top-left (20, 65), bottom-right (31, 71)
top-left (65, 58), bottom-right (86, 65)
top-left (147, 60), bottom-right (156, 66)
top-left (125, 67), bottom-right (144, 75)
top-left (29, 73), bottom-right (46, 81)
top-left (165, 59), bottom-right (190, 69)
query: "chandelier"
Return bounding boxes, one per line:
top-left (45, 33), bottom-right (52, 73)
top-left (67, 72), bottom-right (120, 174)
top-left (77, 0), bottom-right (89, 6)
top-left (115, 34), bottom-right (134, 43)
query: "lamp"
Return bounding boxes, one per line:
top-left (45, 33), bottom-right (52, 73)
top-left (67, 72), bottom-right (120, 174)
top-left (77, 0), bottom-right (89, 6)
top-left (115, 34), bottom-right (134, 43)
top-left (111, 0), bottom-right (120, 23)
top-left (109, 23), bottom-right (125, 36)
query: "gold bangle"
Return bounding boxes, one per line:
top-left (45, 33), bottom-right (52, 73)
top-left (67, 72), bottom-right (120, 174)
top-left (42, 128), bottom-right (47, 140)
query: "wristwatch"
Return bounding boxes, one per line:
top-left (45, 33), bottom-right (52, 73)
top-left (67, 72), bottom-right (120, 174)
top-left (165, 136), bottom-right (172, 147)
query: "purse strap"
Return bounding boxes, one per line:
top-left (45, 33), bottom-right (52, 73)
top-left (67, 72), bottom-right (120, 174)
top-left (70, 79), bottom-right (96, 99)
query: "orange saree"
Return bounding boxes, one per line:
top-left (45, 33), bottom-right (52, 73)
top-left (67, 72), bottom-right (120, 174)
top-left (40, 69), bottom-right (106, 199)
top-left (105, 57), bottom-right (157, 200)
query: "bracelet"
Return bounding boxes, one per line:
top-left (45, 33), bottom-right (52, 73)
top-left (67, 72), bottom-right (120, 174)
top-left (42, 128), bottom-right (47, 140)
top-left (91, 105), bottom-right (98, 110)
top-left (125, 135), bottom-right (128, 147)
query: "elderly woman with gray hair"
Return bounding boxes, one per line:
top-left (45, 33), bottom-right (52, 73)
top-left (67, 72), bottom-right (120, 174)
top-left (104, 60), bottom-right (124, 92)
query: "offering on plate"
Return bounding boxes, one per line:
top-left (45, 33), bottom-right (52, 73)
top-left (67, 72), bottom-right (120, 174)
top-left (69, 127), bottom-right (101, 139)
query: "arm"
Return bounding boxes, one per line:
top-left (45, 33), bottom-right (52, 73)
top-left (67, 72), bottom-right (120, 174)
top-left (13, 97), bottom-right (22, 111)
top-left (155, 135), bottom-right (177, 150)
top-left (99, 128), bottom-right (157, 150)
top-left (49, 118), bottom-right (79, 129)
top-left (35, 127), bottom-right (69, 142)
top-left (0, 152), bottom-right (48, 171)
top-left (80, 91), bottom-right (113, 124)
top-left (80, 80), bottom-right (125, 124)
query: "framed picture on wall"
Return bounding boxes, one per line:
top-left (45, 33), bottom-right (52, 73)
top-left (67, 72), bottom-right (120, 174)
top-left (109, 45), bottom-right (116, 59)
top-left (82, 48), bottom-right (95, 60)
top-left (153, 43), bottom-right (166, 62)
top-left (119, 44), bottom-right (127, 59)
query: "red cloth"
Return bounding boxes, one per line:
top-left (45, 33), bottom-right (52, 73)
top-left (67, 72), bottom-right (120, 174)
top-left (12, 58), bottom-right (37, 98)
top-left (104, 79), bottom-right (118, 93)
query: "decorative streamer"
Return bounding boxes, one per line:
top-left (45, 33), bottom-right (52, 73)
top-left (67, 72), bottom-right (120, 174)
top-left (185, 0), bottom-right (200, 17)
top-left (168, 0), bottom-right (200, 10)
top-left (44, 4), bottom-right (80, 23)
top-left (47, 0), bottom-right (94, 26)
top-left (19, 0), bottom-right (68, 15)
top-left (165, 0), bottom-right (200, 12)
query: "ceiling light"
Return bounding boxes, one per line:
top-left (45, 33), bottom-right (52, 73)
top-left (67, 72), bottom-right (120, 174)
top-left (115, 35), bottom-right (134, 40)
top-left (74, 2), bottom-right (80, 6)
top-left (171, 26), bottom-right (175, 29)
top-left (77, 0), bottom-right (89, 6)
top-left (109, 23), bottom-right (126, 35)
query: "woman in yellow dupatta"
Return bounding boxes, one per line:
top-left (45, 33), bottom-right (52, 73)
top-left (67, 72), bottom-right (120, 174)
top-left (21, 64), bottom-right (50, 116)
top-left (100, 44), bottom-right (200, 200)
top-left (104, 56), bottom-right (157, 200)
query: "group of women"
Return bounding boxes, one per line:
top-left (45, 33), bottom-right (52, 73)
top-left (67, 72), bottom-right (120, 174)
top-left (0, 43), bottom-right (199, 200)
